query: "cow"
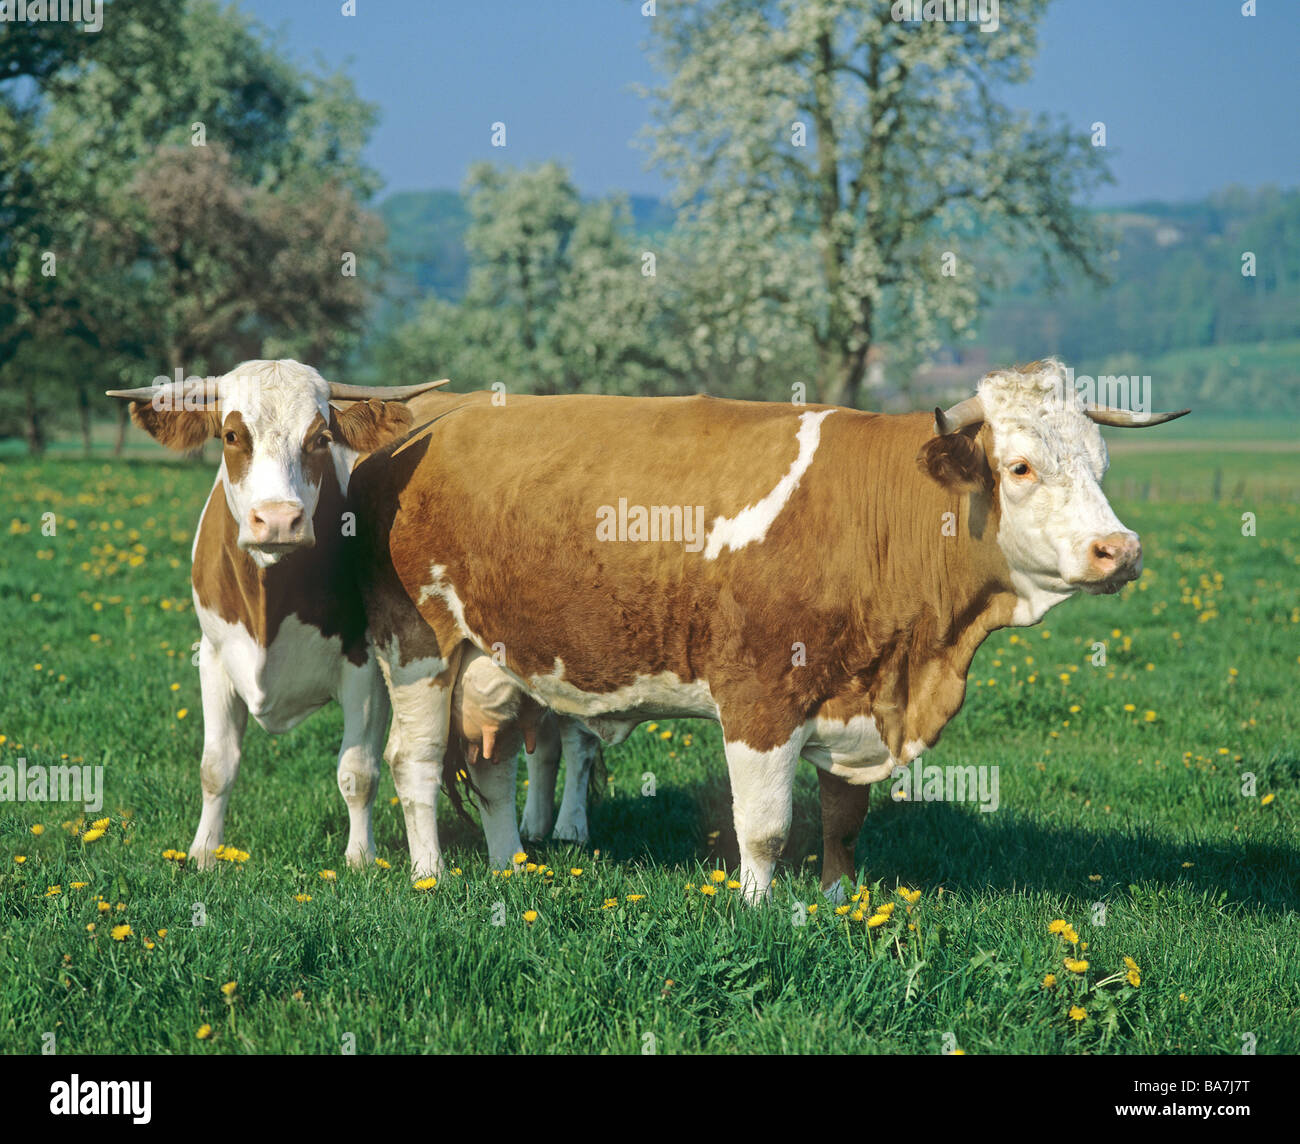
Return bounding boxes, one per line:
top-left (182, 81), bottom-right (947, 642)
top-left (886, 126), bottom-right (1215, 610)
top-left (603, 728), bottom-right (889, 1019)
top-left (107, 360), bottom-right (445, 869)
top-left (350, 359), bottom-right (1187, 897)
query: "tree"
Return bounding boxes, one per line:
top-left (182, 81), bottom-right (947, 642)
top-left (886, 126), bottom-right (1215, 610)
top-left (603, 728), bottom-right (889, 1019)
top-left (640, 0), bottom-right (1112, 406)
top-left (0, 0), bottom-right (381, 453)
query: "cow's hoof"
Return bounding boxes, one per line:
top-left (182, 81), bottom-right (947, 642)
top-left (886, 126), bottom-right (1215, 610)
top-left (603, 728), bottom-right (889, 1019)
top-left (551, 820), bottom-right (589, 844)
top-left (345, 847), bottom-right (376, 870)
top-left (189, 848), bottom-right (218, 872)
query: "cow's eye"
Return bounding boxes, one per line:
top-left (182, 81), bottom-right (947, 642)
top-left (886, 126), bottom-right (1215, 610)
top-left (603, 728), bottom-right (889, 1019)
top-left (224, 431), bottom-right (239, 446)
top-left (314, 432), bottom-right (333, 450)
top-left (1010, 461), bottom-right (1032, 477)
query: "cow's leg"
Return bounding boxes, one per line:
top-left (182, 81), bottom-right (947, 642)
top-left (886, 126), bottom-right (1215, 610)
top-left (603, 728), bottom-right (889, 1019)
top-left (189, 637), bottom-right (248, 870)
top-left (817, 769), bottom-right (871, 903)
top-left (520, 714), bottom-right (561, 842)
top-left (723, 731), bottom-right (803, 904)
top-left (552, 717), bottom-right (600, 843)
top-left (470, 747), bottom-right (524, 870)
top-left (336, 656), bottom-right (389, 868)
top-left (381, 654), bottom-right (456, 880)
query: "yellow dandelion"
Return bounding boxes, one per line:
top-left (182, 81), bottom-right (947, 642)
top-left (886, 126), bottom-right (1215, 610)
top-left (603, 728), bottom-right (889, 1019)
top-left (374, 857), bottom-right (390, 869)
top-left (1087, 874), bottom-right (1101, 882)
top-left (726, 880), bottom-right (741, 890)
top-left (86, 923), bottom-right (95, 933)
top-left (143, 940), bottom-right (155, 950)
top-left (626, 894), bottom-right (645, 902)
top-left (1047, 919), bottom-right (1068, 934)
top-left (1069, 1006), bottom-right (1087, 1022)
top-left (1061, 924), bottom-right (1079, 944)
top-left (525, 862), bottom-right (538, 873)
top-left (97, 901), bottom-right (111, 914)
top-left (570, 867), bottom-right (583, 877)
top-left (523, 910), bottom-right (538, 925)
top-left (1123, 703), bottom-right (1136, 712)
top-left (1063, 958), bottom-right (1089, 973)
top-left (834, 904), bottom-right (850, 916)
top-left (710, 870), bottom-right (726, 884)
top-left (31, 824), bottom-right (44, 836)
top-left (1261, 793), bottom-right (1275, 806)
top-left (413, 877), bottom-right (437, 891)
top-left (645, 723), bottom-right (658, 733)
top-left (875, 901), bottom-right (895, 917)
top-left (220, 981), bottom-right (236, 996)
top-left (1179, 993), bottom-right (1189, 1002)
top-left (1123, 956), bottom-right (1139, 971)
top-left (1042, 973), bottom-right (1057, 988)
top-left (177, 708), bottom-right (188, 720)
top-left (659, 729), bottom-right (672, 740)
top-left (13, 855), bottom-right (26, 864)
top-left (1143, 710), bottom-right (1157, 722)
top-left (866, 912), bottom-right (889, 928)
top-left (602, 898), bottom-right (618, 910)
top-left (294, 893), bottom-right (312, 903)
top-left (806, 903), bottom-right (818, 914)
top-left (81, 828), bottom-right (105, 843)
top-left (196, 1024), bottom-right (213, 1041)
top-left (318, 869), bottom-right (337, 881)
top-left (46, 885), bottom-right (61, 897)
top-left (70, 882), bottom-right (88, 890)
top-left (157, 929), bottom-right (167, 939)
top-left (699, 884), bottom-right (717, 896)
top-left (1127, 969), bottom-right (1141, 987)
top-left (512, 851), bottom-right (527, 865)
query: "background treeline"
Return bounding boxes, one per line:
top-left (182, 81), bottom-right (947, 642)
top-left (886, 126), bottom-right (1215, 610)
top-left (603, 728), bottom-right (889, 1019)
top-left (3, 0), bottom-right (1295, 456)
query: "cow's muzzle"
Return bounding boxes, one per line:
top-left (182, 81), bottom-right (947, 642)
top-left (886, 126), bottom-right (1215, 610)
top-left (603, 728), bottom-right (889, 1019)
top-left (1075, 530), bottom-right (1142, 594)
top-left (244, 500), bottom-right (312, 554)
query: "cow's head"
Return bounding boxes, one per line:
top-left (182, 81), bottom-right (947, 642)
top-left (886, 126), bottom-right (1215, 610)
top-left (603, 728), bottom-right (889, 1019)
top-left (918, 359), bottom-right (1188, 622)
top-left (109, 360), bottom-right (446, 567)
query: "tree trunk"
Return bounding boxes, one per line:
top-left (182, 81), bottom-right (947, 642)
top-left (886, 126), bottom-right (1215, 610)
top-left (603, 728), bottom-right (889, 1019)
top-left (79, 384), bottom-right (93, 457)
top-left (113, 402), bottom-right (129, 457)
top-left (24, 385), bottom-right (45, 457)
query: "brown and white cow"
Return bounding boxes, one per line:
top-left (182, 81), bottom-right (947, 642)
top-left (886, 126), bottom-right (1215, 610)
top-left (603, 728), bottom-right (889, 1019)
top-left (350, 359), bottom-right (1187, 897)
top-left (108, 360), bottom-right (445, 869)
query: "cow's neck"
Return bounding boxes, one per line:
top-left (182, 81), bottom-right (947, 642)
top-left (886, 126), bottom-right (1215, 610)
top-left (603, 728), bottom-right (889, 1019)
top-left (192, 466), bottom-right (359, 656)
top-left (840, 418), bottom-right (1020, 756)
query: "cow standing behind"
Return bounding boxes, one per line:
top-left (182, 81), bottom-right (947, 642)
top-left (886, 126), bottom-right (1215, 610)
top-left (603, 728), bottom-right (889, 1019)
top-left (351, 360), bottom-right (1187, 897)
top-left (108, 361), bottom-right (443, 868)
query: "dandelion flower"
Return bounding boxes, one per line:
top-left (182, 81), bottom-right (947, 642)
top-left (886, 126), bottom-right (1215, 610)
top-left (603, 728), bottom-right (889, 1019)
top-left (726, 880), bottom-right (741, 890)
top-left (834, 904), bottom-right (850, 916)
top-left (602, 898), bottom-right (618, 910)
top-left (806, 903), bottom-right (818, 914)
top-left (319, 869), bottom-right (337, 881)
top-left (1261, 793), bottom-right (1275, 806)
top-left (294, 893), bottom-right (312, 903)
top-left (71, 882), bottom-right (88, 890)
top-left (1048, 919), bottom-right (1067, 934)
top-left (512, 851), bottom-right (527, 865)
top-left (220, 981), bottom-right (236, 997)
top-left (1064, 958), bottom-right (1089, 973)
top-left (196, 1024), bottom-right (213, 1041)
top-left (1123, 956), bottom-right (1140, 971)
top-left (46, 885), bottom-right (61, 897)
top-left (1061, 924), bottom-right (1079, 944)
top-left (177, 709), bottom-right (189, 720)
top-left (710, 870), bottom-right (726, 884)
top-left (157, 929), bottom-right (167, 939)
top-left (413, 877), bottom-right (437, 891)
top-left (1127, 970), bottom-right (1141, 987)
top-left (626, 894), bottom-right (644, 902)
top-left (1042, 974), bottom-right (1057, 988)
top-left (374, 858), bottom-right (390, 869)
top-left (523, 910), bottom-right (538, 924)
top-left (31, 824), bottom-right (44, 836)
top-left (866, 913), bottom-right (889, 928)
top-left (1069, 1006), bottom-right (1087, 1022)
top-left (699, 884), bottom-right (717, 897)
top-left (13, 855), bottom-right (26, 864)
top-left (97, 901), bottom-right (111, 914)
top-left (81, 828), bottom-right (105, 843)
top-left (570, 867), bottom-right (583, 877)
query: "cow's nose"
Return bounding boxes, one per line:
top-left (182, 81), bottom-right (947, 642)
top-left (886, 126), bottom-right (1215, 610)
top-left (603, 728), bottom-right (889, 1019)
top-left (1088, 531), bottom-right (1141, 580)
top-left (247, 501), bottom-right (305, 545)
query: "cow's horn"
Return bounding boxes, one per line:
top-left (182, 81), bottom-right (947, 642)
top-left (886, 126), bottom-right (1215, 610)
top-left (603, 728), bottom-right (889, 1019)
top-left (934, 396), bottom-right (985, 435)
top-left (328, 379), bottom-right (450, 401)
top-left (105, 377), bottom-right (221, 404)
top-left (1085, 407), bottom-right (1191, 428)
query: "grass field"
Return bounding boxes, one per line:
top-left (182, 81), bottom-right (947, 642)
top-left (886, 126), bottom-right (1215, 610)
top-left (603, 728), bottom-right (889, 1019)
top-left (0, 445), bottom-right (1296, 1055)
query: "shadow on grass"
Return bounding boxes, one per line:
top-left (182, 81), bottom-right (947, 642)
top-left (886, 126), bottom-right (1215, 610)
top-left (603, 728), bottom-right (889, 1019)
top-left (372, 771), bottom-right (1299, 915)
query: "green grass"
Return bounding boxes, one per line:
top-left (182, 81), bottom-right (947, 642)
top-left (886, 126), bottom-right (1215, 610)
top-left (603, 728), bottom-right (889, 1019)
top-left (0, 454), bottom-right (1297, 1054)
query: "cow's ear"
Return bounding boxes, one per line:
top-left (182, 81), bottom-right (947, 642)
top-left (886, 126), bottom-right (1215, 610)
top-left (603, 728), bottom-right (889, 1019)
top-left (129, 402), bottom-right (222, 453)
top-left (329, 399), bottom-right (415, 453)
top-left (916, 430), bottom-right (992, 493)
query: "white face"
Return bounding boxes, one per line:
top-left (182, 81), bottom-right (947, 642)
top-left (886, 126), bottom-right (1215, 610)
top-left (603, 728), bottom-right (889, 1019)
top-left (215, 361), bottom-right (338, 568)
top-left (983, 382), bottom-right (1141, 617)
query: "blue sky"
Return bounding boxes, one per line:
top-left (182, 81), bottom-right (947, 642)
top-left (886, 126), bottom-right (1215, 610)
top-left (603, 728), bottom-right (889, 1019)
top-left (238, 0), bottom-right (1297, 206)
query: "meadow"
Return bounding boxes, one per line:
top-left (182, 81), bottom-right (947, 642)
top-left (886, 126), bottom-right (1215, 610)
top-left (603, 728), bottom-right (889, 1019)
top-left (0, 433), bottom-right (1296, 1055)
